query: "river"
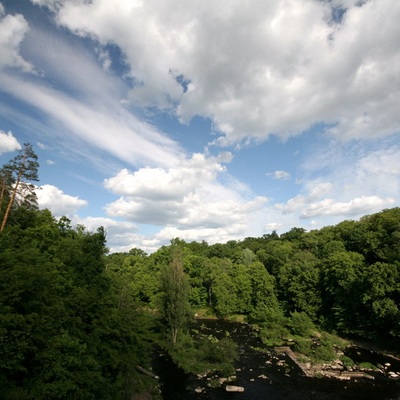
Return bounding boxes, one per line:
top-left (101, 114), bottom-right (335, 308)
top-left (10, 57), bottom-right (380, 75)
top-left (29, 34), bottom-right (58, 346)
top-left (154, 319), bottom-right (400, 400)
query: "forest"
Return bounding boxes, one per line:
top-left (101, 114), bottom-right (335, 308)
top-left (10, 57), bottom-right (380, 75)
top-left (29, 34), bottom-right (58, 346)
top-left (1, 145), bottom-right (399, 399)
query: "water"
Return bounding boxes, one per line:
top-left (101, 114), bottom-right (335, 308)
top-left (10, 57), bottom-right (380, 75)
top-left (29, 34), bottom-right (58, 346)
top-left (154, 319), bottom-right (400, 400)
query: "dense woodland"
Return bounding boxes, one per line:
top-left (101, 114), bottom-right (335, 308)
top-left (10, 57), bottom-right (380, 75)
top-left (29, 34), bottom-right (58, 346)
top-left (1, 145), bottom-right (399, 399)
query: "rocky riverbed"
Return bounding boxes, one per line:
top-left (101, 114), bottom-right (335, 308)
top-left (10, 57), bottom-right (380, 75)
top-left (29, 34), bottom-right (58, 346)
top-left (154, 319), bottom-right (400, 400)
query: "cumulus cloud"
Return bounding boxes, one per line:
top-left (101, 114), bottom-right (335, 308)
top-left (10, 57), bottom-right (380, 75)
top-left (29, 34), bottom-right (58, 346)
top-left (104, 153), bottom-right (225, 200)
top-left (41, 0), bottom-right (400, 144)
top-left (37, 184), bottom-right (87, 217)
top-left (0, 130), bottom-right (21, 154)
top-left (104, 153), bottom-right (268, 238)
top-left (0, 7), bottom-right (34, 72)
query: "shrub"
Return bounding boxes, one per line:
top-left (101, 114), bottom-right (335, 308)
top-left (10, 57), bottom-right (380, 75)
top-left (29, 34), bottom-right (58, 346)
top-left (288, 312), bottom-right (316, 337)
top-left (339, 355), bottom-right (355, 368)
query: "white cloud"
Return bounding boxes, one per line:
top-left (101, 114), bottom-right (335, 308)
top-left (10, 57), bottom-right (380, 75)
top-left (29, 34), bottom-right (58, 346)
top-left (43, 0), bottom-right (400, 144)
top-left (37, 142), bottom-right (47, 150)
top-left (155, 224), bottom-right (248, 246)
top-left (275, 182), bottom-right (333, 214)
top-left (0, 71), bottom-right (181, 170)
top-left (104, 152), bottom-right (268, 242)
top-left (0, 130), bottom-right (21, 154)
top-left (300, 196), bottom-right (395, 218)
top-left (75, 216), bottom-right (137, 234)
top-left (30, 0), bottom-right (63, 12)
top-left (95, 46), bottom-right (112, 71)
top-left (104, 153), bottom-right (225, 200)
top-left (264, 222), bottom-right (281, 231)
top-left (349, 146), bottom-right (400, 196)
top-left (37, 184), bottom-right (87, 217)
top-left (275, 143), bottom-right (400, 223)
top-left (0, 14), bottom-right (183, 172)
top-left (268, 170), bottom-right (290, 180)
top-left (0, 8), bottom-right (34, 72)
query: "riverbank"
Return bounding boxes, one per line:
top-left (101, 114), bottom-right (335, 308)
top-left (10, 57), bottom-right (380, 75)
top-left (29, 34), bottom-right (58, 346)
top-left (157, 319), bottom-right (400, 400)
top-left (192, 313), bottom-right (400, 384)
top-left (274, 345), bottom-right (400, 382)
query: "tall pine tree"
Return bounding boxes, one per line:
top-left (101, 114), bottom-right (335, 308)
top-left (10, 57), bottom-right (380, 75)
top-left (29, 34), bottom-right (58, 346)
top-left (0, 143), bottom-right (39, 232)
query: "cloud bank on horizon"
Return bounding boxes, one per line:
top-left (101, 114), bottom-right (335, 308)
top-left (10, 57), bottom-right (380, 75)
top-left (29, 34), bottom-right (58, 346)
top-left (0, 0), bottom-right (399, 252)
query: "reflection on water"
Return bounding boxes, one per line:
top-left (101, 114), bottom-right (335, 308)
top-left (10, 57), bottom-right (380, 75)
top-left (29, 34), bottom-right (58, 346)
top-left (154, 319), bottom-right (400, 400)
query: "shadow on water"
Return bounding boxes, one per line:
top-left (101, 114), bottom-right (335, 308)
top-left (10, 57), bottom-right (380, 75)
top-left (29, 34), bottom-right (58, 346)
top-left (154, 349), bottom-right (191, 400)
top-left (153, 319), bottom-right (400, 400)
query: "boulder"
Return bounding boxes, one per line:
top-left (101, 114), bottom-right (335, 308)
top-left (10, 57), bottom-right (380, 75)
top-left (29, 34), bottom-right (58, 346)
top-left (226, 385), bottom-right (245, 392)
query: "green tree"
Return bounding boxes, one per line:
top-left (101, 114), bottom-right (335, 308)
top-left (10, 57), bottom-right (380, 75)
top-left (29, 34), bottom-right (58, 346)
top-left (248, 261), bottom-right (283, 324)
top-left (277, 250), bottom-right (321, 319)
top-left (361, 261), bottom-right (400, 338)
top-left (0, 143), bottom-right (39, 232)
top-left (321, 251), bottom-right (366, 333)
top-left (160, 244), bottom-right (191, 345)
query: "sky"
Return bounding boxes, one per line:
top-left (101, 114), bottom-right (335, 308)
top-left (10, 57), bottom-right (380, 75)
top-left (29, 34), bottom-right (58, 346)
top-left (0, 0), bottom-right (399, 253)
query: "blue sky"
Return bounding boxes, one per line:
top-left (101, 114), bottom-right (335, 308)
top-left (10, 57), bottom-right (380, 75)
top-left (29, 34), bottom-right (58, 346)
top-left (0, 0), bottom-right (399, 253)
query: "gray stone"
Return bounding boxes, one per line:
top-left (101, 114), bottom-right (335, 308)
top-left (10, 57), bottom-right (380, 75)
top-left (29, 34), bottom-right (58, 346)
top-left (226, 385), bottom-right (245, 392)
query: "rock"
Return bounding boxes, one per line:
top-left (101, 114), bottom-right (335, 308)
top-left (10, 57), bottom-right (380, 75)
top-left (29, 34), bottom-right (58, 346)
top-left (226, 385), bottom-right (245, 392)
top-left (388, 372), bottom-right (399, 379)
top-left (195, 387), bottom-right (204, 393)
top-left (385, 363), bottom-right (391, 368)
top-left (250, 378), bottom-right (255, 382)
top-left (258, 374), bottom-right (268, 380)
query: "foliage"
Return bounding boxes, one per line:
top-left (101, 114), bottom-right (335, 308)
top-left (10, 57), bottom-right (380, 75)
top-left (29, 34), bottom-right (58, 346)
top-left (159, 242), bottom-right (192, 345)
top-left (149, 208), bottom-right (399, 346)
top-left (169, 332), bottom-right (238, 376)
top-left (339, 355), bottom-right (355, 368)
top-left (0, 143), bottom-right (39, 232)
top-left (293, 333), bottom-right (343, 363)
top-left (358, 362), bottom-right (379, 370)
top-left (0, 209), bottom-right (155, 399)
top-left (288, 311), bottom-right (317, 337)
